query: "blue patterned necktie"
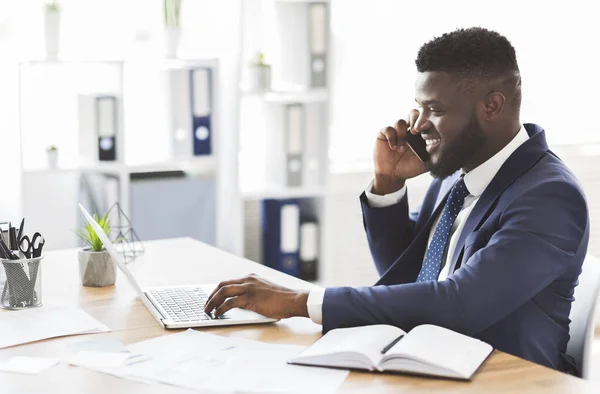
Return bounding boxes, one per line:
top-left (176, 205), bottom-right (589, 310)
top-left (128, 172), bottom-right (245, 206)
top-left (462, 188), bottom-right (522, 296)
top-left (416, 177), bottom-right (470, 282)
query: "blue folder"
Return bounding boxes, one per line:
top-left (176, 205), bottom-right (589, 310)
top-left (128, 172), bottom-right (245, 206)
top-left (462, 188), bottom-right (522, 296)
top-left (261, 199), bottom-right (301, 277)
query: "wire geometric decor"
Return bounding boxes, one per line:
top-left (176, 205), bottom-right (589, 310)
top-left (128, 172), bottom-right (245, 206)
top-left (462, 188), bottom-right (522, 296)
top-left (106, 202), bottom-right (144, 264)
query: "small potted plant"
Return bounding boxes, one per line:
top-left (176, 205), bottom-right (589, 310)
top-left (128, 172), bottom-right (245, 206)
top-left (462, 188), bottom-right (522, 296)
top-left (247, 52), bottom-right (272, 91)
top-left (46, 144), bottom-right (58, 168)
top-left (43, 1), bottom-right (61, 59)
top-left (164, 0), bottom-right (183, 58)
top-left (76, 213), bottom-right (116, 287)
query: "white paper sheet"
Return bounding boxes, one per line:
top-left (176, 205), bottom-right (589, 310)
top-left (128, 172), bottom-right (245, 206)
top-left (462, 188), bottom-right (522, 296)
top-left (90, 329), bottom-right (348, 394)
top-left (69, 351), bottom-right (136, 368)
top-left (0, 306), bottom-right (110, 349)
top-left (69, 338), bottom-right (129, 353)
top-left (0, 356), bottom-right (60, 374)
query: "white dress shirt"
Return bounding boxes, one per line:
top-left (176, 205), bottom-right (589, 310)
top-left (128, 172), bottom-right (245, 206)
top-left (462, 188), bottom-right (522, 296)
top-left (307, 125), bottom-right (529, 324)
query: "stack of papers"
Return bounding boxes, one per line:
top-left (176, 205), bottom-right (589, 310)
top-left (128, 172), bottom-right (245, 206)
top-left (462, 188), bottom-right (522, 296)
top-left (86, 329), bottom-right (349, 394)
top-left (0, 306), bottom-right (110, 349)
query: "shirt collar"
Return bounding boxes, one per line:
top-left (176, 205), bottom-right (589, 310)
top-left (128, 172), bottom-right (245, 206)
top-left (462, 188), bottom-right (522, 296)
top-left (463, 125), bottom-right (529, 197)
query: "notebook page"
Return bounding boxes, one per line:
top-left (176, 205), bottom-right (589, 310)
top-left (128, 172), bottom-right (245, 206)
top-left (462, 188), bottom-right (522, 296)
top-left (382, 325), bottom-right (492, 378)
top-left (293, 325), bottom-right (405, 368)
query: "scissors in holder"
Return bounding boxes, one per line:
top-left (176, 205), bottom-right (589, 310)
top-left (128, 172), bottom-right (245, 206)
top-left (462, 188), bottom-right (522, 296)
top-left (19, 232), bottom-right (45, 259)
top-left (18, 232), bottom-right (44, 305)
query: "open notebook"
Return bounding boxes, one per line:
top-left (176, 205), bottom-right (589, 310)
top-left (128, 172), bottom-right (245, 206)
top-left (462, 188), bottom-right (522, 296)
top-left (289, 324), bottom-right (493, 380)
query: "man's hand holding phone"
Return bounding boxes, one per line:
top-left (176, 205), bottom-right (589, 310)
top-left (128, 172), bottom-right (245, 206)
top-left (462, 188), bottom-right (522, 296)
top-left (373, 111), bottom-right (428, 195)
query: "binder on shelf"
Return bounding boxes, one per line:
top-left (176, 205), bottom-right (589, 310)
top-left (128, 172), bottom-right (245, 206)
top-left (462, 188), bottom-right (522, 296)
top-left (167, 69), bottom-right (192, 158)
top-left (78, 94), bottom-right (119, 162)
top-left (286, 104), bottom-right (305, 187)
top-left (97, 96), bottom-right (118, 161)
top-left (303, 102), bottom-right (324, 187)
top-left (262, 199), bottom-right (301, 278)
top-left (166, 67), bottom-right (213, 158)
top-left (299, 221), bottom-right (319, 281)
top-left (191, 68), bottom-right (213, 156)
top-left (309, 2), bottom-right (328, 87)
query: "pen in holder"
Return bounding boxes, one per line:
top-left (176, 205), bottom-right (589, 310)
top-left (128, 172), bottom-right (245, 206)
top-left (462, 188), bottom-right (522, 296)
top-left (0, 255), bottom-right (43, 309)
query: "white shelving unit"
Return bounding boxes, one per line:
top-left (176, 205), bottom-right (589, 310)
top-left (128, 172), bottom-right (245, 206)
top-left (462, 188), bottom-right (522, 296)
top-left (237, 0), bottom-right (332, 282)
top-left (7, 57), bottom-right (236, 251)
top-left (241, 88), bottom-right (328, 103)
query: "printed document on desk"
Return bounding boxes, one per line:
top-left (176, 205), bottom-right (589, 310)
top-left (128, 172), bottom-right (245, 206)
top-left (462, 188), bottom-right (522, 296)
top-left (90, 329), bottom-right (348, 394)
top-left (0, 306), bottom-right (110, 349)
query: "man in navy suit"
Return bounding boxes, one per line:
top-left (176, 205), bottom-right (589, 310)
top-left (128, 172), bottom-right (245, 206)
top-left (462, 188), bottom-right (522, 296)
top-left (205, 28), bottom-right (589, 373)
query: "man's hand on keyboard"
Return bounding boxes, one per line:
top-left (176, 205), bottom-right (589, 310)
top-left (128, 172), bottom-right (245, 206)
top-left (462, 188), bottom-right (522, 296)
top-left (204, 274), bottom-right (310, 319)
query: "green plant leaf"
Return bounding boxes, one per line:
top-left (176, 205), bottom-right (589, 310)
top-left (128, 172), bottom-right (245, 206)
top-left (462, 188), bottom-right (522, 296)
top-left (75, 211), bottom-right (111, 252)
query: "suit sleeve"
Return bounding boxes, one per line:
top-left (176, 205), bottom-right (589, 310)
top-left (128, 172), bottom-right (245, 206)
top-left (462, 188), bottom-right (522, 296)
top-left (331, 182), bottom-right (588, 335)
top-left (360, 190), bottom-right (420, 276)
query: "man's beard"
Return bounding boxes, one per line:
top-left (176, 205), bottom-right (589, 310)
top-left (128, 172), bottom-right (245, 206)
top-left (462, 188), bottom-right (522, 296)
top-left (427, 114), bottom-right (486, 179)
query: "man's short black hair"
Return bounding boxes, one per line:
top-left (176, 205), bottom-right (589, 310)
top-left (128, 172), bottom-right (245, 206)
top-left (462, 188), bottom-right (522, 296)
top-left (416, 27), bottom-right (519, 79)
top-left (416, 27), bottom-right (521, 108)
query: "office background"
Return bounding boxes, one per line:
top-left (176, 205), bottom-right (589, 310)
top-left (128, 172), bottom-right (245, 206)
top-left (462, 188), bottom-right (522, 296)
top-left (0, 0), bottom-right (599, 378)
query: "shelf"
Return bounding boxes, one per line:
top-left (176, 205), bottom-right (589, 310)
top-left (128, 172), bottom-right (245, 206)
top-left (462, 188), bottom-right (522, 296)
top-left (23, 157), bottom-right (217, 177)
top-left (120, 157), bottom-right (217, 175)
top-left (241, 184), bottom-right (326, 200)
top-left (275, 0), bottom-right (330, 3)
top-left (241, 88), bottom-right (328, 103)
top-left (19, 57), bottom-right (218, 70)
top-left (20, 59), bottom-right (126, 66)
top-left (126, 57), bottom-right (219, 70)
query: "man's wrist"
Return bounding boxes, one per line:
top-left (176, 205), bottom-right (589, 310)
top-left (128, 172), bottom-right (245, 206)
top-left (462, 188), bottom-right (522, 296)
top-left (373, 174), bottom-right (406, 195)
top-left (290, 290), bottom-right (310, 318)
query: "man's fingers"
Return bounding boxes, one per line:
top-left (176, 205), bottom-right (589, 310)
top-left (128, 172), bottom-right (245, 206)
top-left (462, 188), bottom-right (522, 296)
top-left (205, 284), bottom-right (250, 313)
top-left (378, 126), bottom-right (402, 151)
top-left (214, 295), bottom-right (250, 317)
top-left (406, 109), bottom-right (420, 133)
top-left (207, 277), bottom-right (247, 301)
top-left (394, 118), bottom-right (411, 141)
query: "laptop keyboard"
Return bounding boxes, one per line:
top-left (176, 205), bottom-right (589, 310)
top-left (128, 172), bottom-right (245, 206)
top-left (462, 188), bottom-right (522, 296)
top-left (149, 287), bottom-right (229, 323)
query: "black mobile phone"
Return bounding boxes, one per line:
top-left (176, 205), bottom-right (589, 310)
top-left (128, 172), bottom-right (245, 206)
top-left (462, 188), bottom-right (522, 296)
top-left (405, 129), bottom-right (430, 163)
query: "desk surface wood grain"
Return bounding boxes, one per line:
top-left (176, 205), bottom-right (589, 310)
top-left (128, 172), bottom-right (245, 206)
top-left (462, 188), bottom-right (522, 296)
top-left (0, 238), bottom-right (597, 393)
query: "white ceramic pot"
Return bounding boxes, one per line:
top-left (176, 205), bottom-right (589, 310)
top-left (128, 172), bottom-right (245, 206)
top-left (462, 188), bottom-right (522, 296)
top-left (164, 26), bottom-right (181, 58)
top-left (44, 10), bottom-right (60, 59)
top-left (247, 65), bottom-right (272, 91)
top-left (78, 249), bottom-right (116, 287)
top-left (46, 150), bottom-right (58, 169)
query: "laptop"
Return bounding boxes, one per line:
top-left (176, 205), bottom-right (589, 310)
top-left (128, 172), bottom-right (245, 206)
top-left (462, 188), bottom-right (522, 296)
top-left (78, 203), bottom-right (278, 329)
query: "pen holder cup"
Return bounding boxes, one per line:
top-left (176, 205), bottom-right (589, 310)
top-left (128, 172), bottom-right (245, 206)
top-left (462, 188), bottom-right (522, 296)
top-left (0, 256), bottom-right (43, 310)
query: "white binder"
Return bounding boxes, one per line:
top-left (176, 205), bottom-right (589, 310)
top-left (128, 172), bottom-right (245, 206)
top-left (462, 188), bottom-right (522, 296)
top-left (309, 3), bottom-right (327, 87)
top-left (280, 204), bottom-right (300, 254)
top-left (300, 221), bottom-right (319, 280)
top-left (166, 69), bottom-right (193, 158)
top-left (280, 203), bottom-right (301, 275)
top-left (286, 104), bottom-right (304, 187)
top-left (78, 94), bottom-right (118, 162)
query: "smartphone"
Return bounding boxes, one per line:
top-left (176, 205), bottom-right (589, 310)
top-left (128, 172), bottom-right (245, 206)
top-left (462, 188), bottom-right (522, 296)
top-left (405, 128), bottom-right (430, 163)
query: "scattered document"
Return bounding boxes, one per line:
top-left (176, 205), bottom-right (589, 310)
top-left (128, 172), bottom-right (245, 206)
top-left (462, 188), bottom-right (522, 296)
top-left (88, 329), bottom-right (348, 394)
top-left (0, 356), bottom-right (60, 374)
top-left (69, 338), bottom-right (129, 354)
top-left (0, 306), bottom-right (110, 349)
top-left (69, 351), bottom-right (141, 368)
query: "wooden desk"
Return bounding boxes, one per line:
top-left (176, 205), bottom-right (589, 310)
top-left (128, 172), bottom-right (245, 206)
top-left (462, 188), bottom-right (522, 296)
top-left (1, 238), bottom-right (598, 393)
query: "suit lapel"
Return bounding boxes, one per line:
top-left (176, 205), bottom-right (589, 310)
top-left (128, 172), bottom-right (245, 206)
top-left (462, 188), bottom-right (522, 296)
top-left (448, 124), bottom-right (550, 270)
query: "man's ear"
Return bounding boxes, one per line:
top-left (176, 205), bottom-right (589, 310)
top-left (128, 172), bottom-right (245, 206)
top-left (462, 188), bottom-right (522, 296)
top-left (482, 92), bottom-right (506, 120)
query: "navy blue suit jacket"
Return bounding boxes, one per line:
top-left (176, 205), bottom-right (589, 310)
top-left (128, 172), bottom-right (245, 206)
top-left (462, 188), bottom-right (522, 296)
top-left (322, 124), bottom-right (589, 372)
